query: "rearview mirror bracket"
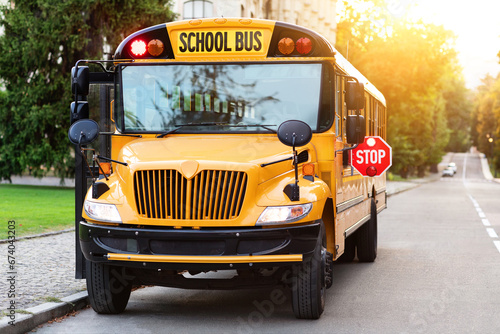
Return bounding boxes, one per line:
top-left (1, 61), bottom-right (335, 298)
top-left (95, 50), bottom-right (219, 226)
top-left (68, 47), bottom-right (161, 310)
top-left (277, 120), bottom-right (313, 201)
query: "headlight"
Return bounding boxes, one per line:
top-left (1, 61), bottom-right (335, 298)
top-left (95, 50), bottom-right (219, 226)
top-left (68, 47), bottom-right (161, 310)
top-left (84, 201), bottom-right (122, 223)
top-left (257, 203), bottom-right (312, 225)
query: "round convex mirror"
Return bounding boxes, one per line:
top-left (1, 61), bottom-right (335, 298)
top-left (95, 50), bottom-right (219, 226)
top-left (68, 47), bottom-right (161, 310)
top-left (277, 120), bottom-right (312, 147)
top-left (68, 119), bottom-right (99, 145)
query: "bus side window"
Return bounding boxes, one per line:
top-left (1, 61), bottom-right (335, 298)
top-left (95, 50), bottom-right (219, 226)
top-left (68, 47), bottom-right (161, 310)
top-left (335, 75), bottom-right (342, 138)
top-left (340, 77), bottom-right (350, 166)
top-left (364, 94), bottom-right (370, 136)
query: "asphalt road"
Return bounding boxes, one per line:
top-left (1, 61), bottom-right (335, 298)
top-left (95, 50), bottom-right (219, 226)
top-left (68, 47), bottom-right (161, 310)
top-left (34, 152), bottom-right (500, 333)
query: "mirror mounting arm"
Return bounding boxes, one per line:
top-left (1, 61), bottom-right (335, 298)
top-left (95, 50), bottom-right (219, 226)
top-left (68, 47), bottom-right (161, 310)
top-left (92, 155), bottom-right (109, 181)
top-left (79, 147), bottom-right (97, 181)
top-left (260, 156), bottom-right (292, 168)
top-left (97, 155), bottom-right (128, 167)
top-left (335, 72), bottom-right (359, 83)
top-left (276, 120), bottom-right (312, 202)
top-left (335, 143), bottom-right (359, 157)
top-left (283, 134), bottom-right (301, 202)
top-left (292, 134), bottom-right (299, 186)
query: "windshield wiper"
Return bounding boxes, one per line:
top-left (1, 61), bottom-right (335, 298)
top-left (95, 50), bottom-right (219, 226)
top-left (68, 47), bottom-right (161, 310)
top-left (156, 122), bottom-right (226, 138)
top-left (222, 124), bottom-right (277, 132)
top-left (156, 123), bottom-right (276, 138)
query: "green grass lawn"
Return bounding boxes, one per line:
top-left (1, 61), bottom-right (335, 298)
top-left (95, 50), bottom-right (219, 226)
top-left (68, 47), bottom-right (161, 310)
top-left (0, 184), bottom-right (74, 240)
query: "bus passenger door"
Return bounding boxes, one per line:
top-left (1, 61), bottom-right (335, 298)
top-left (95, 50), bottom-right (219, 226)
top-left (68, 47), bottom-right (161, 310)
top-left (334, 74), bottom-right (347, 257)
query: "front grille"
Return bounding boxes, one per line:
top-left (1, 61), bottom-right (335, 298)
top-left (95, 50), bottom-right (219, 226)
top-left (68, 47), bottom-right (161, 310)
top-left (134, 170), bottom-right (248, 220)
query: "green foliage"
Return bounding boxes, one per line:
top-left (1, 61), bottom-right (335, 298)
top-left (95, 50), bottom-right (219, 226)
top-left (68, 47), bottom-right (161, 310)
top-left (336, 0), bottom-right (471, 177)
top-left (472, 74), bottom-right (500, 171)
top-left (0, 0), bottom-right (177, 181)
top-left (443, 77), bottom-right (473, 152)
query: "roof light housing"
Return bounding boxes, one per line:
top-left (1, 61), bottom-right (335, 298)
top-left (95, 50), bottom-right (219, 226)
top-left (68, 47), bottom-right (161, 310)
top-left (268, 22), bottom-right (334, 58)
top-left (275, 35), bottom-right (315, 56)
top-left (114, 23), bottom-right (174, 60)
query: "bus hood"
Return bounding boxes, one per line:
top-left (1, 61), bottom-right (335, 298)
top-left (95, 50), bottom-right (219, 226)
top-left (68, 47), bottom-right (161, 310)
top-left (117, 135), bottom-right (313, 184)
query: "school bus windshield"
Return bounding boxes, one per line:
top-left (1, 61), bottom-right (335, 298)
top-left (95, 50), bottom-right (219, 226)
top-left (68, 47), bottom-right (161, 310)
top-left (117, 63), bottom-right (331, 133)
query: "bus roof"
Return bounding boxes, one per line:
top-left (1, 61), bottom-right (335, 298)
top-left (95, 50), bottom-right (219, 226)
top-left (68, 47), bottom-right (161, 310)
top-left (114, 18), bottom-right (335, 60)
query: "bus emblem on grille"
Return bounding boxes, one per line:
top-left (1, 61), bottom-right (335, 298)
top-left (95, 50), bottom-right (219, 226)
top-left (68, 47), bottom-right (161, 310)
top-left (180, 160), bottom-right (199, 179)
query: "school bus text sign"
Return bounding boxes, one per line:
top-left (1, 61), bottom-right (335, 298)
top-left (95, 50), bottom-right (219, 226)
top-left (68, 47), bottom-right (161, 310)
top-left (170, 28), bottom-right (273, 58)
top-left (351, 136), bottom-right (392, 177)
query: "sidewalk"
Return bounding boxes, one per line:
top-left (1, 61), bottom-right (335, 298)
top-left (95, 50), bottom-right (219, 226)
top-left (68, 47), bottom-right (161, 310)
top-left (0, 175), bottom-right (74, 187)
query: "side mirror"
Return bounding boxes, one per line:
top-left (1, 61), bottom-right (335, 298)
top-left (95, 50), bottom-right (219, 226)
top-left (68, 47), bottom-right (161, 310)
top-left (277, 120), bottom-right (313, 202)
top-left (71, 66), bottom-right (90, 96)
top-left (68, 119), bottom-right (99, 145)
top-left (277, 120), bottom-right (312, 148)
top-left (70, 101), bottom-right (89, 125)
top-left (346, 81), bottom-right (365, 110)
top-left (346, 115), bottom-right (366, 144)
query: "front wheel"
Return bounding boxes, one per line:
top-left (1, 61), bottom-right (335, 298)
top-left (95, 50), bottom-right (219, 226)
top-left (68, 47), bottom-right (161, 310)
top-left (291, 222), bottom-right (326, 319)
top-left (86, 261), bottom-right (133, 314)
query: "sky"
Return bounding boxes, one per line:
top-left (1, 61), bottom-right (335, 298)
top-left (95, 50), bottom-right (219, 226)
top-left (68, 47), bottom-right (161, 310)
top-left (403, 0), bottom-right (500, 89)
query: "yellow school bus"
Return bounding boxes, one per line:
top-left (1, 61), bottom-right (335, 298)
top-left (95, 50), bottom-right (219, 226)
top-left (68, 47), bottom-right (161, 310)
top-left (69, 18), bottom-right (387, 319)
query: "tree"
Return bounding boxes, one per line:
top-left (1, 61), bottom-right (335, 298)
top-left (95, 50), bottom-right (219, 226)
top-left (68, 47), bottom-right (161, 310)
top-left (0, 0), bottom-right (177, 181)
top-left (443, 76), bottom-right (472, 153)
top-left (336, 0), bottom-right (469, 177)
top-left (472, 74), bottom-right (500, 173)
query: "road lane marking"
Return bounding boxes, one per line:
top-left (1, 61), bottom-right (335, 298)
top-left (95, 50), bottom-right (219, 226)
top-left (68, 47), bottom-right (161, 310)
top-left (468, 194), bottom-right (477, 206)
top-left (468, 194), bottom-right (500, 254)
top-left (486, 228), bottom-right (499, 238)
top-left (495, 241), bottom-right (500, 253)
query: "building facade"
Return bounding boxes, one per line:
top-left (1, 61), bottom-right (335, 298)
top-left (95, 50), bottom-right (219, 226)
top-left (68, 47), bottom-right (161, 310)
top-left (174, 0), bottom-right (337, 44)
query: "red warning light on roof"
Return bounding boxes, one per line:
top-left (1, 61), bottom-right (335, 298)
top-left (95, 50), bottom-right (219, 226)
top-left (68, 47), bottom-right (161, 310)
top-left (296, 37), bottom-right (312, 55)
top-left (131, 40), bottom-right (147, 56)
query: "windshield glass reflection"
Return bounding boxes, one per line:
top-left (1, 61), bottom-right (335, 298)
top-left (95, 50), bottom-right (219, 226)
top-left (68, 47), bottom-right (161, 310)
top-left (119, 63), bottom-right (323, 132)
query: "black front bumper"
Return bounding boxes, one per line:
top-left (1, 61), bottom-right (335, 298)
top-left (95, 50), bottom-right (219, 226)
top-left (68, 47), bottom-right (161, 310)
top-left (80, 220), bottom-right (320, 271)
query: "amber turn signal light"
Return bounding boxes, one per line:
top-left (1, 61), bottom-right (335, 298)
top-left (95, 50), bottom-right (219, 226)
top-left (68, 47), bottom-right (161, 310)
top-left (99, 162), bottom-right (111, 175)
top-left (302, 163), bottom-right (315, 176)
top-left (278, 37), bottom-right (294, 55)
top-left (147, 39), bottom-right (164, 57)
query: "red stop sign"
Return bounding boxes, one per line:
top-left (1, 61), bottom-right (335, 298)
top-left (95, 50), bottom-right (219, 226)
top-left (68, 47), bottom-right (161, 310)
top-left (351, 136), bottom-right (392, 177)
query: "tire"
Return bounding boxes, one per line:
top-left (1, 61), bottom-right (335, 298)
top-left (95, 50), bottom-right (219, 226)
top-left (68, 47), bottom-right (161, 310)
top-left (86, 261), bottom-right (132, 314)
top-left (337, 234), bottom-right (356, 263)
top-left (291, 222), bottom-right (326, 319)
top-left (357, 198), bottom-right (377, 262)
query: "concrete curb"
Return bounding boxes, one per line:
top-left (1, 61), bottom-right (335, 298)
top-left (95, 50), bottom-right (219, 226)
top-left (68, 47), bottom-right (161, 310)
top-left (386, 182), bottom-right (420, 197)
top-left (480, 153), bottom-right (494, 180)
top-left (0, 291), bottom-right (88, 334)
top-left (0, 228), bottom-right (73, 244)
top-left (386, 172), bottom-right (441, 197)
top-left (480, 153), bottom-right (500, 183)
